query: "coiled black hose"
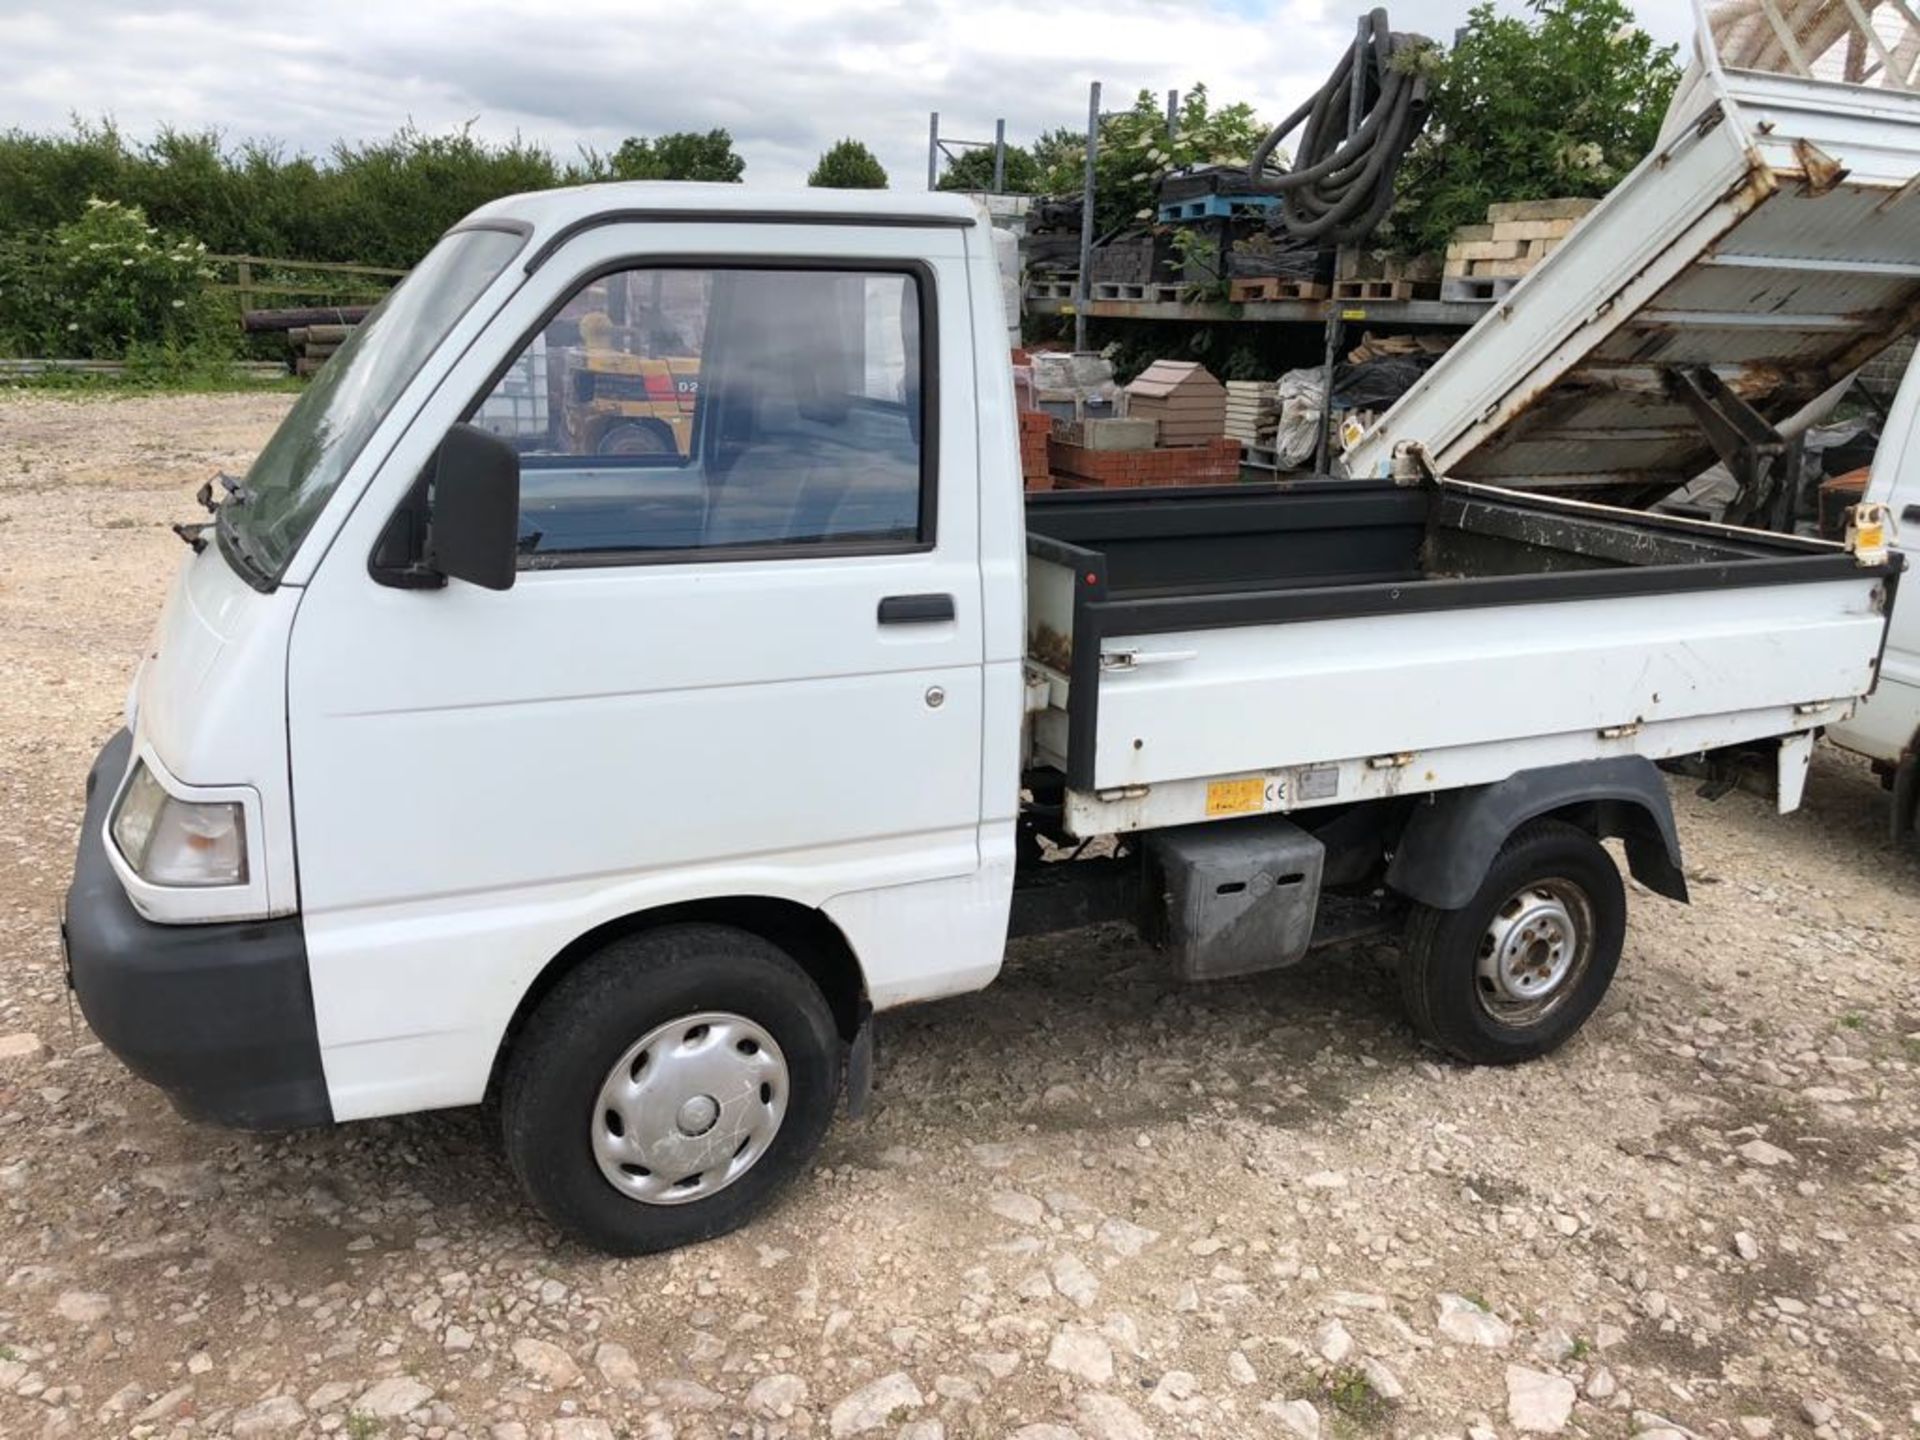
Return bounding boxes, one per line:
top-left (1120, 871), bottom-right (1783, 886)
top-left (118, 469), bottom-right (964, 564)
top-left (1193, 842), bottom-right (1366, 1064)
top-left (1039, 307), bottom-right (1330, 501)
top-left (1249, 8), bottom-right (1432, 245)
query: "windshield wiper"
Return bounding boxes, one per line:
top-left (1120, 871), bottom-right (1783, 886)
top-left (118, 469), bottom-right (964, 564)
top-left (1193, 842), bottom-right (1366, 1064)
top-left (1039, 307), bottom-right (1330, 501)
top-left (194, 472), bottom-right (252, 513)
top-left (214, 502), bottom-right (274, 587)
top-left (193, 471), bottom-right (252, 514)
top-left (188, 469), bottom-right (274, 582)
top-left (179, 470), bottom-right (245, 551)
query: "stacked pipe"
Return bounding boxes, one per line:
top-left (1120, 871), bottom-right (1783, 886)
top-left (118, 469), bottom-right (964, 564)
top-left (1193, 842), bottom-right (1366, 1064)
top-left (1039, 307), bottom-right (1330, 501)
top-left (285, 324), bottom-right (353, 376)
top-left (1248, 8), bottom-right (1433, 246)
top-left (241, 305), bottom-right (371, 377)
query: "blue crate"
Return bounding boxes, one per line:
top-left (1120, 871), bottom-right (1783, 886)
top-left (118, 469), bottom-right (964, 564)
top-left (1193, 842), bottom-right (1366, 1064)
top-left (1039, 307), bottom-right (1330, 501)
top-left (1156, 194), bottom-right (1282, 223)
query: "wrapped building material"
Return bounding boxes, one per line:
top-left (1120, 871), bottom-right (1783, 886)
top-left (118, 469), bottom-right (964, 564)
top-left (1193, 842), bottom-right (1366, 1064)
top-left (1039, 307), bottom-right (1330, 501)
top-left (1272, 368), bottom-right (1327, 470)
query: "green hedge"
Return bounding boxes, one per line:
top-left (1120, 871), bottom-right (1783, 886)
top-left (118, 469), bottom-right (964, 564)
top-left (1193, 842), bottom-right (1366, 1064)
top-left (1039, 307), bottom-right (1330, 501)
top-left (0, 120), bottom-right (608, 271)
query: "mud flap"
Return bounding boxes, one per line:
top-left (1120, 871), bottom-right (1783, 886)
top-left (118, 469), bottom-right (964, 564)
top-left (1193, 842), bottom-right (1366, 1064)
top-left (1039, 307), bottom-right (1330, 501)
top-left (1776, 730), bottom-right (1813, 814)
top-left (844, 1006), bottom-right (875, 1120)
top-left (1893, 753), bottom-right (1919, 843)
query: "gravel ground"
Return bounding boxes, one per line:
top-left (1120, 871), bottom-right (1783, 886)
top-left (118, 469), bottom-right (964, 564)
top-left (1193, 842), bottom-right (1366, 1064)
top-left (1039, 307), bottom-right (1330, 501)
top-left (1, 391), bottom-right (1916, 1440)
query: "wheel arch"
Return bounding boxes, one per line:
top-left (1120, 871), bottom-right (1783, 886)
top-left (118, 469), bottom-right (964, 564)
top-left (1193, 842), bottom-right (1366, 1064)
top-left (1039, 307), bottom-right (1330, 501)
top-left (1385, 757), bottom-right (1688, 911)
top-left (485, 895), bottom-right (869, 1103)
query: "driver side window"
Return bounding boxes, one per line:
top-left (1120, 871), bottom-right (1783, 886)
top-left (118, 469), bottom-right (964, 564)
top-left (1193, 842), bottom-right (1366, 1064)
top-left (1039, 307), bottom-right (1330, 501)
top-left (469, 264), bottom-right (930, 563)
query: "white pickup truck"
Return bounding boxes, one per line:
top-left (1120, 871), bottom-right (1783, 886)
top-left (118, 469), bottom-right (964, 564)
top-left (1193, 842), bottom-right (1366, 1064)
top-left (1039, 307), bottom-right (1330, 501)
top-left (63, 184), bottom-right (1901, 1254)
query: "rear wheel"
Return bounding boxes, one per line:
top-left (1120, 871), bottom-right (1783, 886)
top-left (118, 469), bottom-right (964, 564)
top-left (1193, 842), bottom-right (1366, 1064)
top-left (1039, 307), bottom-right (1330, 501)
top-left (1398, 820), bottom-right (1625, 1064)
top-left (501, 924), bottom-right (841, 1254)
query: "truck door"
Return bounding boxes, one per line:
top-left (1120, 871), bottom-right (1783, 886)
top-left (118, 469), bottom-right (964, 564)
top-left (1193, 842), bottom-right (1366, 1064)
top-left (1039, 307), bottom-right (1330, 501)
top-left (285, 223), bottom-right (993, 1121)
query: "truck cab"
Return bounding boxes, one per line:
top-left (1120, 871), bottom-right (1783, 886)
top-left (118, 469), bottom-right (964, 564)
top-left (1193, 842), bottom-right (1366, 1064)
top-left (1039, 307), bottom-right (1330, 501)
top-left (67, 187), bottom-right (1025, 1248)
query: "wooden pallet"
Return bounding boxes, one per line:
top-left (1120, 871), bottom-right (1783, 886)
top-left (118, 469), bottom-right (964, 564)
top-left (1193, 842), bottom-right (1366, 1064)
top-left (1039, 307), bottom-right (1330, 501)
top-left (1331, 279), bottom-right (1440, 302)
top-left (1439, 275), bottom-right (1519, 302)
top-left (1229, 277), bottom-right (1329, 303)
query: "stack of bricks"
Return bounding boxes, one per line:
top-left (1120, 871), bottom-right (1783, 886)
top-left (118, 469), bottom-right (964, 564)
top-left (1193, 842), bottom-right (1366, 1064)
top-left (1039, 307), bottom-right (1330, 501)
top-left (1224, 381), bottom-right (1278, 446)
top-left (1047, 436), bottom-right (1242, 489)
top-left (1020, 411), bottom-right (1055, 491)
top-left (1444, 198), bottom-right (1599, 287)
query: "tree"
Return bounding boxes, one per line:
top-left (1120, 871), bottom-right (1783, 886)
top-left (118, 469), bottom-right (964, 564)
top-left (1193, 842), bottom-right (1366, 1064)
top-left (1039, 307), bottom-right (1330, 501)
top-left (1033, 85), bottom-right (1266, 232)
top-left (935, 144), bottom-right (1042, 194)
top-left (609, 129), bottom-right (745, 183)
top-left (808, 139), bottom-right (888, 189)
top-left (9, 199), bottom-right (222, 359)
top-left (1028, 127), bottom-right (1083, 181)
top-left (1386, 0), bottom-right (1681, 255)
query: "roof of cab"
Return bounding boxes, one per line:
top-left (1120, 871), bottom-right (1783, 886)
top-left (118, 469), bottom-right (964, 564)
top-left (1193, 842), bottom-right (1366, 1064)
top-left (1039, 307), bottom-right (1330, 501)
top-left (461, 182), bottom-right (979, 266)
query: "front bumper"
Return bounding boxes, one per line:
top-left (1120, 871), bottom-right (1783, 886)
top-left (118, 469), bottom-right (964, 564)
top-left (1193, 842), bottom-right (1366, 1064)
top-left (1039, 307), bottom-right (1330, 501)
top-left (63, 729), bottom-right (332, 1130)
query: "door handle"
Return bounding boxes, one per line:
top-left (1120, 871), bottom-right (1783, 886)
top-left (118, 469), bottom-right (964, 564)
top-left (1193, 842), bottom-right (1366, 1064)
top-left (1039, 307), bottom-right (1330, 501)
top-left (878, 593), bottom-right (956, 625)
top-left (1100, 648), bottom-right (1198, 672)
top-left (1903, 504), bottom-right (1920, 525)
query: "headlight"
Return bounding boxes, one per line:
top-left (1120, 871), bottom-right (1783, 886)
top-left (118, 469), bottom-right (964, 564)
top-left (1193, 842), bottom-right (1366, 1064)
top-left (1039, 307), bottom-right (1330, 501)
top-left (110, 762), bottom-right (248, 887)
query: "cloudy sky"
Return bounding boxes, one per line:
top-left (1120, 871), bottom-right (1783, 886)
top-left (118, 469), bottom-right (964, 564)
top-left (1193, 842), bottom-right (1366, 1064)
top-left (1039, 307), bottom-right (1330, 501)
top-left (0, 0), bottom-right (1695, 188)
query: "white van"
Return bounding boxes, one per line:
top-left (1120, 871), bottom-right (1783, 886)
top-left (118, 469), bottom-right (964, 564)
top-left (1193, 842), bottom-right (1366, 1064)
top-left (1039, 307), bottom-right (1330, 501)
top-left (63, 186), bottom-right (1900, 1253)
top-left (1828, 356), bottom-right (1920, 838)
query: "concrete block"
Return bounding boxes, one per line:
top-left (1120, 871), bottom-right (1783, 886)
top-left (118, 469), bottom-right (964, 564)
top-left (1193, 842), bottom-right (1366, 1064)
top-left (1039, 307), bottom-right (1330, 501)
top-left (1446, 239), bottom-right (1525, 262)
top-left (1486, 197), bottom-right (1599, 223)
top-left (1491, 219), bottom-right (1576, 242)
top-left (1079, 417), bottom-right (1158, 451)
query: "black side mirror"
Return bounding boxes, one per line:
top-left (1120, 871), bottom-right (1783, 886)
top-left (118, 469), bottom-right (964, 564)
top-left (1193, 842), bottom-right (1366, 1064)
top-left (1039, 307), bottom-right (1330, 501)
top-left (428, 423), bottom-right (520, 591)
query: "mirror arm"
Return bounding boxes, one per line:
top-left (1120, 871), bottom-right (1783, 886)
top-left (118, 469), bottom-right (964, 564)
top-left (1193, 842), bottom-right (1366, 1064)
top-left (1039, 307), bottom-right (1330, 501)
top-left (368, 472), bottom-right (448, 590)
top-left (376, 559), bottom-right (448, 590)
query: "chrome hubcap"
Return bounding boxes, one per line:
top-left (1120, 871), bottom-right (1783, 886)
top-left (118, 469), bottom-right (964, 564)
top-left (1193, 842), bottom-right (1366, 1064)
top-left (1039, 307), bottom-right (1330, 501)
top-left (675, 1094), bottom-right (720, 1136)
top-left (1475, 879), bottom-right (1593, 1026)
top-left (591, 1012), bottom-right (788, 1206)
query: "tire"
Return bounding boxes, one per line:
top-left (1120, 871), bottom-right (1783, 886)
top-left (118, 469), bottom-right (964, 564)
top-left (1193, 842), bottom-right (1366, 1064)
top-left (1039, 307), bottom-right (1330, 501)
top-left (501, 924), bottom-right (841, 1254)
top-left (1398, 819), bottom-right (1626, 1065)
top-left (594, 419), bottom-right (675, 457)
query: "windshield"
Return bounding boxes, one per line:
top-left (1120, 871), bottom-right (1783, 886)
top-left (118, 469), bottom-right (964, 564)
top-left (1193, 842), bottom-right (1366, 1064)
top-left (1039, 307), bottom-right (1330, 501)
top-left (222, 226), bottom-right (525, 582)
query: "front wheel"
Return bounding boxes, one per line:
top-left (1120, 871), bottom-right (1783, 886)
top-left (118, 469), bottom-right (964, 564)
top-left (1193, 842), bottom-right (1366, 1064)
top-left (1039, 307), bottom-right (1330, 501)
top-left (501, 924), bottom-right (841, 1254)
top-left (594, 418), bottom-right (676, 457)
top-left (1398, 820), bottom-right (1626, 1065)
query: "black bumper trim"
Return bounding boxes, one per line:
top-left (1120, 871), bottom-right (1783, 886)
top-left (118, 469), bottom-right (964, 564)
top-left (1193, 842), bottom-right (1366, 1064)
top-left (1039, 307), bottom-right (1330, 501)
top-left (64, 729), bottom-right (332, 1130)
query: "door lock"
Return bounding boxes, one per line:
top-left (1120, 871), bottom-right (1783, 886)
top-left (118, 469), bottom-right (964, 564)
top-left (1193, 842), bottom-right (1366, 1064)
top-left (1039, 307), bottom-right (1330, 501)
top-left (925, 686), bottom-right (946, 709)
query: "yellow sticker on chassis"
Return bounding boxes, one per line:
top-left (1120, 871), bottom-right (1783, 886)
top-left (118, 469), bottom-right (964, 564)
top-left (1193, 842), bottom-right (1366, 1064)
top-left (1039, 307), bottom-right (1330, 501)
top-left (1205, 776), bottom-right (1267, 816)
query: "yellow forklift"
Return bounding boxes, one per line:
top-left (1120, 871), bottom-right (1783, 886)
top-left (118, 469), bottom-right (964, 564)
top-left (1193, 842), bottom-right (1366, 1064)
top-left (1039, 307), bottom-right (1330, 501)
top-left (557, 308), bottom-right (701, 457)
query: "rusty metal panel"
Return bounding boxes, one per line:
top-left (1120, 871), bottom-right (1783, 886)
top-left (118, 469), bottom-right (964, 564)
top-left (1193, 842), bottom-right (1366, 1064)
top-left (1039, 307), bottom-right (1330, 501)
top-left (1654, 260), bottom-right (1915, 318)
